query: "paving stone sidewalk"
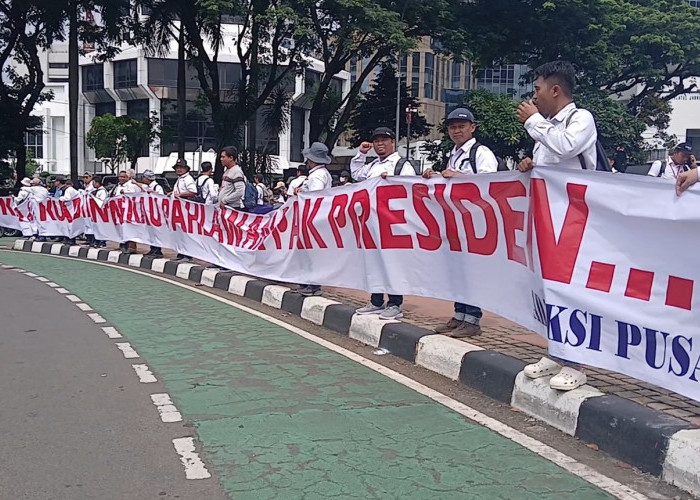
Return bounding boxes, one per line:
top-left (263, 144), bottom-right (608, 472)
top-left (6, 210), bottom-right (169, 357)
top-left (41, 240), bottom-right (700, 426)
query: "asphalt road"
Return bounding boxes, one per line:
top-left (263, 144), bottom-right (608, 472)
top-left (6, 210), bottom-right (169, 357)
top-left (0, 249), bottom-right (686, 499)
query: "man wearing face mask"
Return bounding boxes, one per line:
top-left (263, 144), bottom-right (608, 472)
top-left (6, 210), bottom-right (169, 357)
top-left (350, 127), bottom-right (414, 320)
top-left (338, 170), bottom-right (351, 186)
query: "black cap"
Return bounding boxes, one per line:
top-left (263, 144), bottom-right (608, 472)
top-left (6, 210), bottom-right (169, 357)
top-left (371, 127), bottom-right (395, 140)
top-left (675, 143), bottom-right (693, 154)
top-left (173, 158), bottom-right (190, 169)
top-left (446, 107), bottom-right (476, 124)
top-left (340, 170), bottom-right (350, 177)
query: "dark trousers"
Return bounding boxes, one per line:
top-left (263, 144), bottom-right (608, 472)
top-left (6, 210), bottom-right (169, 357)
top-left (371, 294), bottom-right (403, 307)
top-left (455, 302), bottom-right (483, 321)
top-left (150, 246), bottom-right (162, 255)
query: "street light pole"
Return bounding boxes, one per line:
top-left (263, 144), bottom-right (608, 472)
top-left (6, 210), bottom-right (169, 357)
top-left (395, 52), bottom-right (401, 153)
top-left (405, 104), bottom-right (417, 159)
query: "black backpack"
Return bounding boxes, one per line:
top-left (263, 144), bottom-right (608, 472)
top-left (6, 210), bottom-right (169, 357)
top-left (467, 142), bottom-right (508, 173)
top-left (192, 176), bottom-right (212, 203)
top-left (394, 158), bottom-right (422, 176)
top-left (565, 111), bottom-right (613, 172)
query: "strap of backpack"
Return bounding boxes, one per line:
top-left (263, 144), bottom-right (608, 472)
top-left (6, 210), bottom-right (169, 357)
top-left (564, 110), bottom-right (589, 170)
top-left (468, 142), bottom-right (481, 174)
top-left (394, 158), bottom-right (406, 176)
top-left (657, 160), bottom-right (667, 177)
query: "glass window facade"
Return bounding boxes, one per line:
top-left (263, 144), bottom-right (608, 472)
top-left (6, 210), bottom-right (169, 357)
top-left (411, 53), bottom-right (420, 97)
top-left (452, 62), bottom-right (462, 89)
top-left (25, 128), bottom-right (43, 159)
top-left (114, 59), bottom-right (138, 88)
top-left (126, 99), bottom-right (150, 120)
top-left (95, 102), bottom-right (116, 116)
top-left (476, 64), bottom-right (530, 98)
top-left (82, 64), bottom-right (104, 91)
top-left (159, 99), bottom-right (218, 155)
top-left (424, 53), bottom-right (434, 99)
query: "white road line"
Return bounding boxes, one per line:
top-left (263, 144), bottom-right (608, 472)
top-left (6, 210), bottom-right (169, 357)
top-left (172, 437), bottom-right (211, 479)
top-left (35, 276), bottom-right (49, 282)
top-left (87, 313), bottom-right (106, 324)
top-left (55, 287), bottom-right (69, 294)
top-left (13, 268), bottom-right (25, 272)
top-left (76, 303), bottom-right (93, 312)
top-left (24, 272), bottom-right (38, 277)
top-left (65, 294), bottom-right (81, 302)
top-left (115, 342), bottom-right (139, 359)
top-left (101, 326), bottom-right (122, 339)
top-left (150, 393), bottom-right (182, 422)
top-left (132, 364), bottom-right (157, 383)
top-left (5, 254), bottom-right (647, 499)
top-left (46, 282), bottom-right (59, 287)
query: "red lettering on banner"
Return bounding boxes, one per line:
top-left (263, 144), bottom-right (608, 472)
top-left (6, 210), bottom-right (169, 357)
top-left (90, 198), bottom-right (110, 223)
top-left (148, 197), bottom-right (162, 227)
top-left (0, 197), bottom-right (17, 216)
top-left (162, 199), bottom-right (171, 228)
top-left (71, 197), bottom-right (83, 220)
top-left (450, 183), bottom-right (498, 256)
top-left (377, 185), bottom-right (412, 249)
top-left (256, 217), bottom-right (277, 250)
top-left (242, 215), bottom-right (264, 249)
top-left (202, 208), bottom-right (223, 243)
top-left (348, 189), bottom-right (376, 249)
top-left (434, 184), bottom-right (461, 251)
top-left (489, 181), bottom-right (527, 265)
top-left (289, 201), bottom-right (304, 249)
top-left (412, 184), bottom-right (441, 251)
top-left (39, 202), bottom-right (50, 222)
top-left (220, 209), bottom-right (242, 245)
top-left (300, 198), bottom-right (328, 249)
top-left (532, 179), bottom-right (589, 284)
top-left (171, 200), bottom-right (187, 232)
top-left (328, 194), bottom-right (348, 248)
top-left (186, 202), bottom-right (202, 235)
top-left (269, 207), bottom-right (289, 250)
top-left (109, 198), bottom-right (126, 225)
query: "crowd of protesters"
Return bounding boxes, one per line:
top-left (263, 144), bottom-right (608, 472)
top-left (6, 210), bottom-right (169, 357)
top-left (10, 60), bottom-right (699, 394)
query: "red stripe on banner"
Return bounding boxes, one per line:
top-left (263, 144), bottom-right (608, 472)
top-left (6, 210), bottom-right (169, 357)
top-left (665, 276), bottom-right (694, 311)
top-left (586, 261), bottom-right (615, 292)
top-left (624, 269), bottom-right (654, 301)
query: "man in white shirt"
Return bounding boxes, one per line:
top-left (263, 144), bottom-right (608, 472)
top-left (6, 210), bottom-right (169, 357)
top-left (195, 162), bottom-right (218, 204)
top-left (351, 127), bottom-right (412, 320)
top-left (83, 172), bottom-right (96, 193)
top-left (516, 61), bottom-right (594, 391)
top-left (13, 177), bottom-right (32, 206)
top-left (296, 142), bottom-right (333, 297)
top-left (170, 158), bottom-right (197, 261)
top-left (516, 61), bottom-right (597, 173)
top-left (111, 171), bottom-right (141, 253)
top-left (253, 174), bottom-right (266, 205)
top-left (423, 108), bottom-right (498, 339)
top-left (59, 179), bottom-right (79, 201)
top-left (87, 175), bottom-right (108, 248)
top-left (647, 143), bottom-right (696, 179)
top-left (134, 170), bottom-right (165, 257)
top-left (287, 168), bottom-right (308, 198)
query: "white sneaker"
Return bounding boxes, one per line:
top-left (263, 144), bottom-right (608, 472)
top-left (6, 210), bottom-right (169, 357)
top-left (356, 302), bottom-right (385, 315)
top-left (523, 357), bottom-right (561, 379)
top-left (549, 367), bottom-right (587, 391)
top-left (379, 305), bottom-right (403, 320)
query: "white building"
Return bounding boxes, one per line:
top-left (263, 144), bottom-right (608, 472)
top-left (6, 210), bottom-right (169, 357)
top-left (28, 20), bottom-right (349, 177)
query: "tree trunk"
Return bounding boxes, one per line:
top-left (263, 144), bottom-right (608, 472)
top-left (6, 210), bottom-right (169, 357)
top-left (177, 25), bottom-right (186, 159)
top-left (14, 137), bottom-right (27, 182)
top-left (69, 0), bottom-right (79, 180)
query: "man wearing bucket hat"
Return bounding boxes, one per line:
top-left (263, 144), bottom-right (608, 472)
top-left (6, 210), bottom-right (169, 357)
top-left (170, 158), bottom-right (197, 262)
top-left (351, 127), bottom-right (414, 320)
top-left (296, 142), bottom-right (333, 297)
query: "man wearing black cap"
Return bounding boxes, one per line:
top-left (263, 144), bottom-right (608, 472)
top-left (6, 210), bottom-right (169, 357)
top-left (648, 142), bottom-right (696, 179)
top-left (351, 126), bottom-right (413, 320)
top-left (350, 126), bottom-right (415, 181)
top-left (170, 158), bottom-right (197, 262)
top-left (422, 107), bottom-right (498, 338)
top-left (338, 170), bottom-right (351, 186)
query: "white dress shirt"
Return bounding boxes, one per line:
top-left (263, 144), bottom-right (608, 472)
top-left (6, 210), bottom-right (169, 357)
top-left (84, 180), bottom-right (96, 193)
top-left (112, 180), bottom-right (141, 196)
top-left (447, 138), bottom-right (498, 174)
top-left (59, 186), bottom-right (79, 201)
top-left (647, 157), bottom-right (689, 180)
top-left (173, 173), bottom-right (196, 196)
top-left (287, 175), bottom-right (307, 197)
top-left (350, 151), bottom-right (414, 180)
top-left (196, 175), bottom-right (218, 204)
top-left (148, 180), bottom-right (165, 195)
top-left (28, 186), bottom-right (49, 203)
top-left (303, 165), bottom-right (333, 192)
top-left (92, 186), bottom-right (108, 207)
top-left (525, 102), bottom-right (597, 170)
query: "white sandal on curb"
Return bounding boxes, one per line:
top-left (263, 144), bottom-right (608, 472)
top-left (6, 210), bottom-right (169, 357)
top-left (523, 357), bottom-right (561, 379)
top-left (549, 367), bottom-right (587, 391)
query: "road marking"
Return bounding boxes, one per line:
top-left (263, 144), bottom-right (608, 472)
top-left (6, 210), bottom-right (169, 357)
top-left (65, 294), bottom-right (81, 302)
top-left (150, 393), bottom-right (182, 422)
top-left (4, 253), bottom-right (648, 499)
top-left (24, 272), bottom-right (38, 277)
top-left (87, 313), bottom-right (106, 324)
top-left (13, 268), bottom-right (25, 272)
top-left (46, 282), bottom-right (59, 287)
top-left (172, 437), bottom-right (211, 479)
top-left (132, 364), bottom-right (157, 383)
top-left (101, 326), bottom-right (122, 339)
top-left (35, 276), bottom-right (49, 282)
top-left (115, 342), bottom-right (139, 359)
top-left (55, 287), bottom-right (70, 294)
top-left (1, 264), bottom-right (14, 269)
top-left (76, 303), bottom-right (93, 312)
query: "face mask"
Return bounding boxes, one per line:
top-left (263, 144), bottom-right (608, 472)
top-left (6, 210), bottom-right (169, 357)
top-left (340, 177), bottom-right (348, 182)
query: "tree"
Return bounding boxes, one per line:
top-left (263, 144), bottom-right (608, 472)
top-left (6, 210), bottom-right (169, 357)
top-left (303, 0), bottom-right (468, 148)
top-left (348, 63), bottom-right (430, 147)
top-left (86, 113), bottom-right (159, 173)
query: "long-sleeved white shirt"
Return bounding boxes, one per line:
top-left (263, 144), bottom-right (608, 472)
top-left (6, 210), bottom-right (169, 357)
top-left (647, 157), bottom-right (690, 179)
top-left (92, 186), bottom-right (108, 207)
top-left (350, 151), bottom-right (414, 180)
top-left (14, 187), bottom-right (30, 205)
top-left (525, 102), bottom-right (597, 170)
top-left (147, 180), bottom-right (165, 195)
top-left (302, 165), bottom-right (333, 192)
top-left (59, 186), bottom-right (79, 201)
top-left (28, 186), bottom-right (49, 203)
top-left (173, 173), bottom-right (196, 195)
top-left (111, 180), bottom-right (141, 196)
top-left (447, 138), bottom-right (498, 174)
top-left (196, 175), bottom-right (218, 204)
top-left (287, 175), bottom-right (307, 198)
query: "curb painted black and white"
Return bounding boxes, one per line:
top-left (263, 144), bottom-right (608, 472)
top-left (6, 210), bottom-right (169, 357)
top-left (10, 240), bottom-right (700, 496)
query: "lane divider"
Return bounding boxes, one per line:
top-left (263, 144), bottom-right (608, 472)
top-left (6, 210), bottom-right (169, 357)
top-left (150, 393), bottom-right (183, 423)
top-left (115, 342), bottom-right (139, 359)
top-left (101, 326), bottom-right (122, 339)
top-left (87, 312), bottom-right (107, 324)
top-left (132, 364), bottom-right (157, 383)
top-left (172, 437), bottom-right (211, 480)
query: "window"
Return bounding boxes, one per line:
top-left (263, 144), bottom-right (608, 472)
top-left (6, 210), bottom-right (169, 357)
top-left (424, 53), bottom-right (434, 99)
top-left (452, 62), bottom-right (462, 89)
top-left (690, 0), bottom-right (700, 7)
top-left (400, 54), bottom-right (407, 78)
top-left (49, 62), bottom-right (69, 69)
top-left (114, 59), bottom-right (138, 88)
top-left (82, 64), bottom-right (104, 91)
top-left (411, 53), bottom-right (420, 97)
top-left (95, 101), bottom-right (116, 116)
top-left (350, 56), bottom-right (358, 85)
top-left (25, 128), bottom-right (43, 159)
top-left (126, 99), bottom-right (149, 120)
top-left (476, 65), bottom-right (516, 96)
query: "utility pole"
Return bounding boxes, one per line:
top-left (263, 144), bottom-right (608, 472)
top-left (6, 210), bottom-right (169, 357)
top-left (405, 104), bottom-right (417, 159)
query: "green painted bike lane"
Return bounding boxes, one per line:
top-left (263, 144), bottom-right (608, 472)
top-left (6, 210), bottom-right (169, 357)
top-left (0, 252), bottom-right (612, 500)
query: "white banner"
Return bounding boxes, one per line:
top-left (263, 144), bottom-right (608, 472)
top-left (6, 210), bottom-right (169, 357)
top-left (2, 169), bottom-right (699, 402)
